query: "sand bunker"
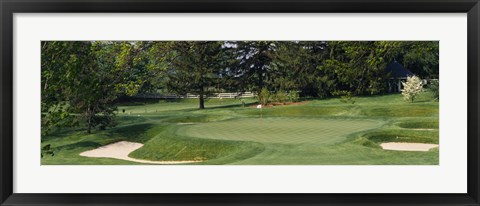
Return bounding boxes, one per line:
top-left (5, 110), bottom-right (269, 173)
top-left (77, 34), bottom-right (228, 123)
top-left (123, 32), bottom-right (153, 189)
top-left (380, 142), bottom-right (438, 152)
top-left (79, 141), bottom-right (201, 164)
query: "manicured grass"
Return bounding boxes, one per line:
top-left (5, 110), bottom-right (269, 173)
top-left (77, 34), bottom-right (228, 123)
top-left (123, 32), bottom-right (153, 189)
top-left (129, 124), bottom-right (264, 162)
top-left (42, 91), bottom-right (439, 165)
top-left (177, 117), bottom-right (383, 144)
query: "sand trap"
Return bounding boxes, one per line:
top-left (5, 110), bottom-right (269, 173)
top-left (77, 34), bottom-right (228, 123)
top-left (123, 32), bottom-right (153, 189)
top-left (380, 142), bottom-right (438, 152)
top-left (79, 141), bottom-right (201, 164)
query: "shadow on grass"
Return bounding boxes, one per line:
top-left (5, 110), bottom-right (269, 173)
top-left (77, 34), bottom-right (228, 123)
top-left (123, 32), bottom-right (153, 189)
top-left (55, 141), bottom-right (103, 151)
top-left (47, 123), bottom-right (161, 154)
top-left (108, 123), bottom-right (159, 143)
top-left (42, 126), bottom-right (90, 141)
top-left (205, 102), bottom-right (258, 110)
top-left (178, 102), bottom-right (258, 112)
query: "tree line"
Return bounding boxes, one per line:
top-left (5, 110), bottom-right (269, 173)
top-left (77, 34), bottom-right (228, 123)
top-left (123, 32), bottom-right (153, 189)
top-left (41, 41), bottom-right (439, 134)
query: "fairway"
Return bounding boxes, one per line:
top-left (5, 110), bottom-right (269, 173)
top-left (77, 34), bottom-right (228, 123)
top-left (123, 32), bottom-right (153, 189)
top-left (178, 118), bottom-right (383, 144)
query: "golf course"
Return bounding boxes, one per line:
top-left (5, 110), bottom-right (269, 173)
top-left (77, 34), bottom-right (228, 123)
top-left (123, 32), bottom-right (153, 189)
top-left (41, 90), bottom-right (438, 165)
top-left (41, 41), bottom-right (439, 165)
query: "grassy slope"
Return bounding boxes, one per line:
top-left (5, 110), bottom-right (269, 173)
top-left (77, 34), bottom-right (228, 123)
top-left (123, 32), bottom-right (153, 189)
top-left (42, 92), bottom-right (439, 165)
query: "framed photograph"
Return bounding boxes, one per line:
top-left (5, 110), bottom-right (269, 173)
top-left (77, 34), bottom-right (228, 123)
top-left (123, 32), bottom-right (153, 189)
top-left (1, 0), bottom-right (479, 205)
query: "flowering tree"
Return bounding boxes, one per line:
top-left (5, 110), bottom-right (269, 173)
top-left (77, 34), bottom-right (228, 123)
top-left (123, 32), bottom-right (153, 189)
top-left (401, 75), bottom-right (423, 102)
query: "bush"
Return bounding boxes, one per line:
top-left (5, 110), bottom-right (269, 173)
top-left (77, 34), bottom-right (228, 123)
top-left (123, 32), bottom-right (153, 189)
top-left (258, 88), bottom-right (270, 105)
top-left (287, 90), bottom-right (300, 102)
top-left (402, 76), bottom-right (423, 103)
top-left (274, 90), bottom-right (288, 104)
top-left (332, 90), bottom-right (355, 104)
top-left (429, 79), bottom-right (439, 101)
top-left (41, 144), bottom-right (55, 158)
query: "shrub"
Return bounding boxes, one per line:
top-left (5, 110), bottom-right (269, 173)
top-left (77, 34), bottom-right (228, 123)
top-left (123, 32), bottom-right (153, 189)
top-left (429, 79), bottom-right (439, 101)
top-left (258, 88), bottom-right (270, 105)
top-left (332, 90), bottom-right (355, 104)
top-left (287, 90), bottom-right (300, 102)
top-left (401, 76), bottom-right (424, 103)
top-left (275, 90), bottom-right (288, 104)
top-left (41, 144), bottom-right (55, 158)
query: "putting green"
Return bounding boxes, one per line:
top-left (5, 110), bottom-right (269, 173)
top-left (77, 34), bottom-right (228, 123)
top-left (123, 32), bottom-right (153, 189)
top-left (177, 117), bottom-right (383, 144)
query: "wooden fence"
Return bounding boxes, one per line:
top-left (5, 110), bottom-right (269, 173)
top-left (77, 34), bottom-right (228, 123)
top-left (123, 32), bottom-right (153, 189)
top-left (134, 92), bottom-right (255, 99)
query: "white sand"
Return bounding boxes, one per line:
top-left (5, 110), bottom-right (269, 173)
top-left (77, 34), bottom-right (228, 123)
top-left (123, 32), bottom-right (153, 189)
top-left (380, 142), bottom-right (438, 152)
top-left (79, 141), bottom-right (201, 164)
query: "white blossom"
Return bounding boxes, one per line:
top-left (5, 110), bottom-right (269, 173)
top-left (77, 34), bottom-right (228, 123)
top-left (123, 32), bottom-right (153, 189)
top-left (401, 75), bottom-right (423, 102)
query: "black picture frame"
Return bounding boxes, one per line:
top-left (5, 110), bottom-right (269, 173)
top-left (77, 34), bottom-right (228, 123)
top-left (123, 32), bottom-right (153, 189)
top-left (1, 0), bottom-right (479, 205)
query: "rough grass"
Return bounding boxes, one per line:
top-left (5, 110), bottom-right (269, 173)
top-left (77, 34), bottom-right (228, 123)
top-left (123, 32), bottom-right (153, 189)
top-left (362, 129), bottom-right (439, 144)
top-left (397, 120), bottom-right (439, 129)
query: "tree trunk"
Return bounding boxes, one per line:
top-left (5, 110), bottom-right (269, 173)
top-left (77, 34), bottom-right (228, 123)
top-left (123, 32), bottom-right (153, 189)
top-left (257, 67), bottom-right (264, 92)
top-left (199, 88), bottom-right (205, 109)
top-left (87, 107), bottom-right (92, 134)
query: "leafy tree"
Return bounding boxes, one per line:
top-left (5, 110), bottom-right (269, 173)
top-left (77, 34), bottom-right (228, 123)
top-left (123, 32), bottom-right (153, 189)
top-left (163, 41), bottom-right (227, 109)
top-left (272, 41), bottom-right (329, 97)
top-left (41, 41), bottom-right (90, 135)
top-left (41, 41), bottom-right (144, 133)
top-left (228, 41), bottom-right (277, 94)
top-left (42, 40), bottom-right (439, 133)
top-left (396, 42), bottom-right (439, 79)
top-left (317, 41), bottom-right (410, 96)
top-left (401, 76), bottom-right (424, 102)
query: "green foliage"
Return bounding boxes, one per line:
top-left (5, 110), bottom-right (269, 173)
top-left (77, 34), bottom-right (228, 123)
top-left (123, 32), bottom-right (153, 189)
top-left (274, 90), bottom-right (288, 104)
top-left (41, 40), bottom-right (439, 135)
top-left (41, 102), bottom-right (77, 136)
top-left (41, 41), bottom-right (150, 134)
top-left (428, 79), bottom-right (439, 101)
top-left (227, 41), bottom-right (277, 94)
top-left (400, 42), bottom-right (439, 79)
top-left (332, 90), bottom-right (356, 104)
top-left (318, 41), bottom-right (401, 96)
top-left (41, 144), bottom-right (55, 158)
top-left (287, 90), bottom-right (300, 102)
top-left (259, 88), bottom-right (271, 105)
top-left (159, 41), bottom-right (227, 109)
